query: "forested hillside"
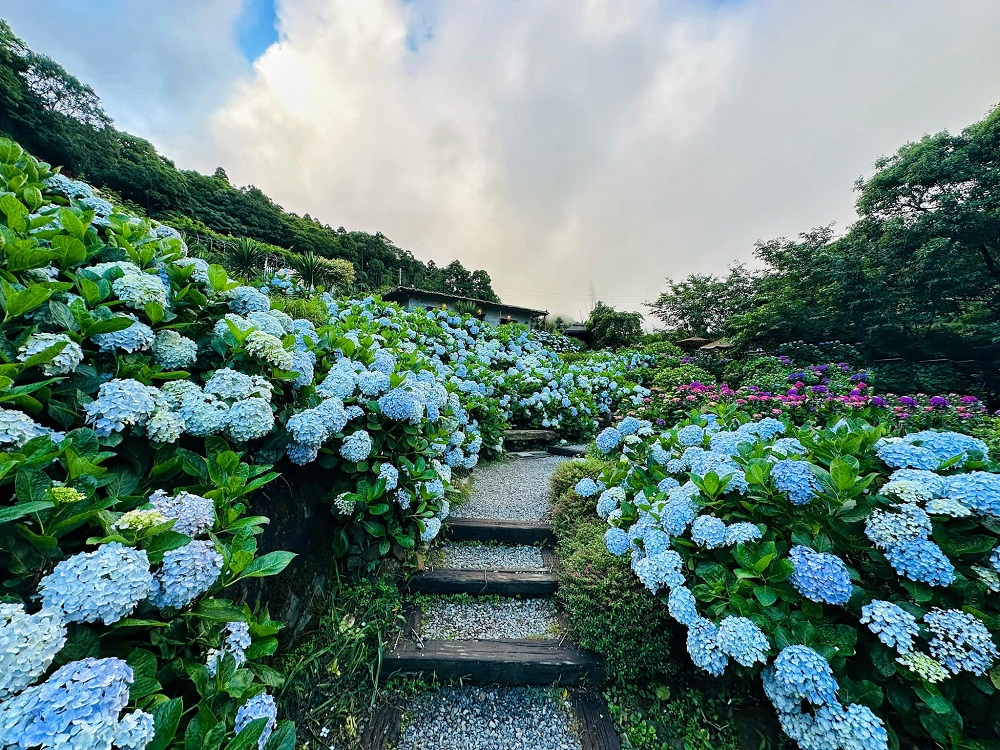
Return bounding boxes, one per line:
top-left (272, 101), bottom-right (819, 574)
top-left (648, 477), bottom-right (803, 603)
top-left (0, 20), bottom-right (499, 298)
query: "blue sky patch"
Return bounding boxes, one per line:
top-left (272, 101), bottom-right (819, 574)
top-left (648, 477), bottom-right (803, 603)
top-left (236, 0), bottom-right (279, 61)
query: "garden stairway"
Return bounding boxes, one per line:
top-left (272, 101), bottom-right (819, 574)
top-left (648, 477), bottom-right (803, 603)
top-left (366, 454), bottom-right (620, 750)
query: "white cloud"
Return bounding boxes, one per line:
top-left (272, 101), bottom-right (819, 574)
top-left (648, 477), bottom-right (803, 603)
top-left (9, 1), bottom-right (1000, 321)
top-left (4, 0), bottom-right (249, 154)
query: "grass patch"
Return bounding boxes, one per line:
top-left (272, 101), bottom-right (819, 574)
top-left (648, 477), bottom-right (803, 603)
top-left (275, 568), bottom-right (430, 749)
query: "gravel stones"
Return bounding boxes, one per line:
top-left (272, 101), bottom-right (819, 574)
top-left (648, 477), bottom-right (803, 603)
top-left (396, 686), bottom-right (583, 750)
top-left (440, 542), bottom-right (546, 571)
top-left (421, 598), bottom-right (560, 640)
top-left (462, 456), bottom-right (567, 521)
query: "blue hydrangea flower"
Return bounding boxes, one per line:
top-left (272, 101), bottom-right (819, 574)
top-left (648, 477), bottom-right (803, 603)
top-left (84, 379), bottom-right (158, 436)
top-left (991, 547), bottom-right (1000, 573)
top-left (725, 522), bottom-right (762, 546)
top-left (860, 600), bottom-right (918, 654)
top-left (864, 503), bottom-right (932, 549)
top-left (717, 616), bottom-right (769, 667)
top-left (149, 540), bottom-right (223, 610)
top-left (906, 430), bottom-right (988, 467)
top-left (148, 489), bottom-right (214, 537)
top-left (420, 517), bottom-right (442, 542)
top-left (245, 310), bottom-right (287, 338)
top-left (946, 471), bottom-right (1000, 517)
top-left (378, 387), bottom-right (423, 422)
top-left (0, 657), bottom-right (136, 750)
top-left (18, 333), bottom-right (84, 375)
top-left (596, 487), bottom-right (624, 519)
top-left (604, 528), bottom-right (630, 556)
top-left (789, 545), bottom-right (853, 605)
top-left (225, 398), bottom-right (275, 442)
top-left (835, 703), bottom-right (888, 750)
top-left (667, 586), bottom-right (699, 625)
top-left (316, 365), bottom-right (357, 400)
top-left (206, 621), bottom-right (252, 677)
top-left (379, 464), bottom-right (400, 490)
top-left (686, 617), bottom-right (728, 676)
top-left (395, 489), bottom-right (412, 510)
top-left (657, 476), bottom-right (680, 493)
top-left (0, 408), bottom-right (62, 448)
top-left (595, 427), bottom-right (623, 454)
top-left (358, 369), bottom-right (391, 396)
top-left (657, 495), bottom-right (698, 537)
top-left (152, 330), bottom-right (198, 370)
top-left (286, 442), bottom-right (319, 465)
top-left (924, 608), bottom-right (998, 675)
top-left (289, 350), bottom-right (315, 388)
top-left (234, 692), bottom-right (278, 750)
top-left (767, 645), bottom-right (838, 708)
top-left (884, 539), bottom-right (955, 587)
top-left (574, 478), bottom-right (602, 498)
top-left (771, 459), bottom-right (821, 505)
top-left (340, 430), bottom-right (373, 462)
top-left (244, 330), bottom-right (293, 370)
top-left (0, 604), bottom-right (66, 700)
top-left (204, 368), bottom-right (256, 401)
top-left (708, 431), bottom-right (752, 456)
top-left (690, 515), bottom-right (728, 549)
top-left (650, 443), bottom-right (671, 465)
top-left (676, 424), bottom-right (705, 447)
top-left (744, 417), bottom-right (785, 441)
top-left (875, 438), bottom-right (941, 470)
top-left (889, 468), bottom-right (947, 496)
top-left (617, 416), bottom-right (644, 436)
top-left (39, 543), bottom-right (152, 625)
top-left (112, 710), bottom-right (156, 750)
top-left (228, 286), bottom-right (271, 314)
top-left (113, 270), bottom-right (169, 310)
top-left (770, 437), bottom-right (806, 456)
top-left (145, 409), bottom-right (184, 443)
top-left (632, 549), bottom-right (684, 593)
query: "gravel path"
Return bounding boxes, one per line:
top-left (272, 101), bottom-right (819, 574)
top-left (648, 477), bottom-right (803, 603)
top-left (421, 598), bottom-right (560, 640)
top-left (396, 686), bottom-right (583, 750)
top-left (440, 542), bottom-right (546, 571)
top-left (461, 456), bottom-right (567, 521)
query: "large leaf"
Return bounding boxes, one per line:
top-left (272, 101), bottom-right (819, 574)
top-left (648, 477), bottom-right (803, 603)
top-left (0, 500), bottom-right (54, 524)
top-left (146, 698), bottom-right (184, 750)
top-left (236, 551), bottom-right (296, 580)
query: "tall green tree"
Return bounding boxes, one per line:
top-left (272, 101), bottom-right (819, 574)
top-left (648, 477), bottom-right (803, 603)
top-left (586, 302), bottom-right (643, 350)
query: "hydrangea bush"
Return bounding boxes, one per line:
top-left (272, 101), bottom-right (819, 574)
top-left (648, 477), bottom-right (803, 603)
top-left (576, 412), bottom-right (1000, 748)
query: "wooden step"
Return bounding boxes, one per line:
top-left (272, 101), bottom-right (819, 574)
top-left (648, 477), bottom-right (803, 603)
top-left (406, 569), bottom-right (559, 596)
top-left (383, 639), bottom-right (603, 686)
top-left (447, 517), bottom-right (553, 546)
top-left (571, 691), bottom-right (622, 750)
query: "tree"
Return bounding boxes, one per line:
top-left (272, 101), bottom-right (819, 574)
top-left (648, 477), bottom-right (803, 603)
top-left (647, 265), bottom-right (755, 337)
top-left (291, 252), bottom-right (355, 291)
top-left (585, 302), bottom-right (643, 350)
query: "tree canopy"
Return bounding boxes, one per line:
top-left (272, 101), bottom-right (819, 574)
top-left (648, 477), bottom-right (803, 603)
top-left (650, 103), bottom-right (1000, 386)
top-left (0, 20), bottom-right (498, 298)
top-left (586, 302), bottom-right (643, 349)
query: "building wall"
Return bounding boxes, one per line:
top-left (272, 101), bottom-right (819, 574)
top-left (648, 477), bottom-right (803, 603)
top-left (397, 294), bottom-right (535, 329)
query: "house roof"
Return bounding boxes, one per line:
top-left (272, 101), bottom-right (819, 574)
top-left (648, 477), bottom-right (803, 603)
top-left (700, 338), bottom-right (733, 350)
top-left (382, 286), bottom-right (548, 317)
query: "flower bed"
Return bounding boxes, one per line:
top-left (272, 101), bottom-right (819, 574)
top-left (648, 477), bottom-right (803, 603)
top-left (629, 380), bottom-right (991, 434)
top-left (572, 414), bottom-right (1000, 748)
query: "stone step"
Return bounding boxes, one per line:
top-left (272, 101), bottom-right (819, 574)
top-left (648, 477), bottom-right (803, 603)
top-left (504, 428), bottom-right (558, 447)
top-left (406, 569), bottom-right (559, 597)
top-left (382, 639), bottom-right (603, 686)
top-left (548, 443), bottom-right (588, 457)
top-left (447, 517), bottom-right (554, 546)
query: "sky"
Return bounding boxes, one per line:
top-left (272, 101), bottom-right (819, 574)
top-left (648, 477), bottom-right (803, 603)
top-left (8, 1), bottom-right (1000, 322)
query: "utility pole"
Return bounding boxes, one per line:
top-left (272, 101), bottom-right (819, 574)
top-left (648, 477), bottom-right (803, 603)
top-left (589, 280), bottom-right (596, 313)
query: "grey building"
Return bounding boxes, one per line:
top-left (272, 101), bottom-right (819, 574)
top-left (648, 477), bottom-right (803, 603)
top-left (382, 287), bottom-right (548, 329)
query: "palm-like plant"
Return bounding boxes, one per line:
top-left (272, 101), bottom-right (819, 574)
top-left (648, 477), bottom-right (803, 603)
top-left (226, 237), bottom-right (263, 281)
